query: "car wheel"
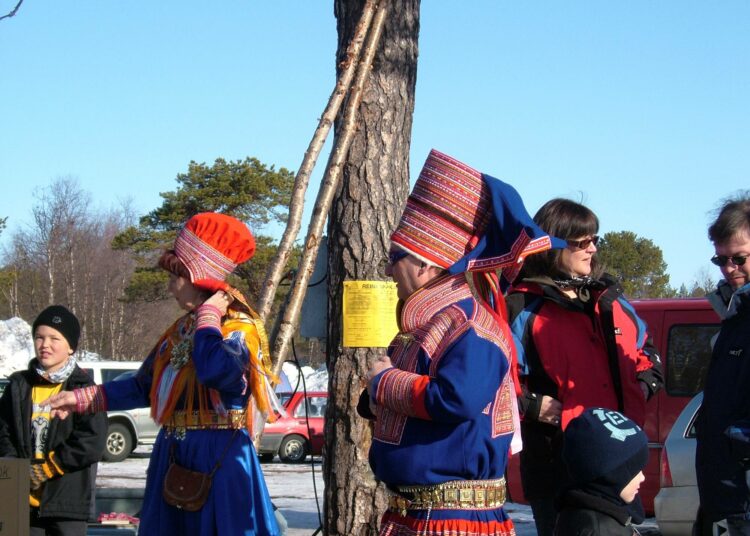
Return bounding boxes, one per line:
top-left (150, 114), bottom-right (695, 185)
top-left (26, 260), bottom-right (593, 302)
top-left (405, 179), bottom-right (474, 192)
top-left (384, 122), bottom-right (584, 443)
top-left (259, 453), bottom-right (274, 463)
top-left (278, 434), bottom-right (308, 463)
top-left (103, 422), bottom-right (134, 463)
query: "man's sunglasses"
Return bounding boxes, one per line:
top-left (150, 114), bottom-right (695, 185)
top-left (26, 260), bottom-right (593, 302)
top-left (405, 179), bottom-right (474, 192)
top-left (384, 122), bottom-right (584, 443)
top-left (386, 250), bottom-right (409, 266)
top-left (566, 235), bottom-right (600, 249)
top-left (710, 254), bottom-right (749, 267)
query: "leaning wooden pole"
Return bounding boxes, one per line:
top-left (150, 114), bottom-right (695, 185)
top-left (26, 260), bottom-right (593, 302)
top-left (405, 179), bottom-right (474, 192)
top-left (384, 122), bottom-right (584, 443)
top-left (256, 0), bottom-right (379, 323)
top-left (271, 0), bottom-right (390, 374)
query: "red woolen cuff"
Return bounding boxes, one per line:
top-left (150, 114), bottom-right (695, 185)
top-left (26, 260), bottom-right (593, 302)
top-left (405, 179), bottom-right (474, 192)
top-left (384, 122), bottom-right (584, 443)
top-left (73, 385), bottom-right (108, 414)
top-left (195, 304), bottom-right (223, 331)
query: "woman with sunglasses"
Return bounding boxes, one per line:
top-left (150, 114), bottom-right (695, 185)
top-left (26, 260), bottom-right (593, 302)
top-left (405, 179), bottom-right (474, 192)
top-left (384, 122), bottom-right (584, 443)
top-left (505, 198), bottom-right (664, 536)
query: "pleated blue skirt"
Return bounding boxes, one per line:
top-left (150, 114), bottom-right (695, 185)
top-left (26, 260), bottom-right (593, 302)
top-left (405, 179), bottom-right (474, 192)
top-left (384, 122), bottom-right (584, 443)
top-left (137, 428), bottom-right (280, 536)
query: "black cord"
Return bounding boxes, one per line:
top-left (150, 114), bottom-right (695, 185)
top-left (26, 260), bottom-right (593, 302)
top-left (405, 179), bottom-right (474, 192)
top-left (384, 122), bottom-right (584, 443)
top-left (278, 269), bottom-right (327, 288)
top-left (275, 263), bottom-right (327, 533)
top-left (290, 338), bottom-right (324, 534)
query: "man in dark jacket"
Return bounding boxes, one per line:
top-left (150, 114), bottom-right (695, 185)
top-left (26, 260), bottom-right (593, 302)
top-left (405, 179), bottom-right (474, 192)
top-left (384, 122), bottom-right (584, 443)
top-left (0, 305), bottom-right (107, 536)
top-left (696, 194), bottom-right (750, 535)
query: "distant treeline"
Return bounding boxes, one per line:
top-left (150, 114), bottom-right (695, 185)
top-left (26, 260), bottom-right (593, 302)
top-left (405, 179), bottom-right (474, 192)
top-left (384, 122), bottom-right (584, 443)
top-left (0, 157), bottom-right (300, 361)
top-left (0, 177), bottom-right (179, 360)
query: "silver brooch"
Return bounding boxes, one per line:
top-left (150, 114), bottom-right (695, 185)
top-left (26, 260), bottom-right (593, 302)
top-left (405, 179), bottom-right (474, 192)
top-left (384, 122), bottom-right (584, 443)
top-left (170, 338), bottom-right (193, 370)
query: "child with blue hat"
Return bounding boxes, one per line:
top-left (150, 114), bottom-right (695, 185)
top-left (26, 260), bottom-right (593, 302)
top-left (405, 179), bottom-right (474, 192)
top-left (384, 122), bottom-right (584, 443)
top-left (555, 407), bottom-right (649, 535)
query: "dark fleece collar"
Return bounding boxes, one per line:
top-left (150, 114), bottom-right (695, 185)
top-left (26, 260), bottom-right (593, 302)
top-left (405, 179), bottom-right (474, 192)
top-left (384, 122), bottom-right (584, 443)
top-left (557, 488), bottom-right (636, 526)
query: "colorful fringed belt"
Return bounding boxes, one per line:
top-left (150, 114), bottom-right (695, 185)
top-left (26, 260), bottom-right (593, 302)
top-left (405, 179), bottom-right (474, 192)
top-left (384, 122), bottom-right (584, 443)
top-left (388, 477), bottom-right (507, 516)
top-left (163, 409), bottom-right (246, 433)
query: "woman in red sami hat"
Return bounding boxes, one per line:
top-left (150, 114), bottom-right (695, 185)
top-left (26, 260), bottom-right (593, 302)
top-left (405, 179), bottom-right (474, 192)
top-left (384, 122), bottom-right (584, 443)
top-left (44, 212), bottom-right (282, 536)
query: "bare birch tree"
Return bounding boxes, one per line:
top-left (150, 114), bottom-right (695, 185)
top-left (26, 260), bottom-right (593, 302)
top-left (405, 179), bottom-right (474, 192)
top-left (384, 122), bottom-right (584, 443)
top-left (0, 178), bottom-right (175, 360)
top-left (256, 0), bottom-right (380, 324)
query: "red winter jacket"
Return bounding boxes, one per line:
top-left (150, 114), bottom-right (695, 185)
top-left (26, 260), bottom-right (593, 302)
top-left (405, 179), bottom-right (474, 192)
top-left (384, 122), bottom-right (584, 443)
top-left (506, 275), bottom-right (663, 500)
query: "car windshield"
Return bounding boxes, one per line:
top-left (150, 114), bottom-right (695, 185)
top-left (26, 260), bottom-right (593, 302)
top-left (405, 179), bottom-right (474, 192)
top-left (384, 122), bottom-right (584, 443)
top-left (293, 396), bottom-right (327, 418)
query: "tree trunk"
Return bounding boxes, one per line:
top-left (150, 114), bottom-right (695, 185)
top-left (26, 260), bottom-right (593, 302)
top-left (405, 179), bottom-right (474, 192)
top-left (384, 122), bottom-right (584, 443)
top-left (325, 1), bottom-right (419, 534)
top-left (46, 245), bottom-right (55, 305)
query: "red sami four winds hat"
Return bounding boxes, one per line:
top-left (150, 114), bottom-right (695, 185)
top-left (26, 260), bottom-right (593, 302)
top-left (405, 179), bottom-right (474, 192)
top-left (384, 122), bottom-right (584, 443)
top-left (173, 212), bottom-right (256, 293)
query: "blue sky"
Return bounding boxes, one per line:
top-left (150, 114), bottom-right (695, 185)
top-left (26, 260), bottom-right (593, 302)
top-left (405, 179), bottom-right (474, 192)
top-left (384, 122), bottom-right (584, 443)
top-left (1, 2), bottom-right (748, 290)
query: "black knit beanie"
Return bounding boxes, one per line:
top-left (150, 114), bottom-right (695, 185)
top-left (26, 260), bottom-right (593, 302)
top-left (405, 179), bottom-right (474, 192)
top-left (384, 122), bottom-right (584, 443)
top-left (33, 305), bottom-right (81, 351)
top-left (562, 408), bottom-right (648, 492)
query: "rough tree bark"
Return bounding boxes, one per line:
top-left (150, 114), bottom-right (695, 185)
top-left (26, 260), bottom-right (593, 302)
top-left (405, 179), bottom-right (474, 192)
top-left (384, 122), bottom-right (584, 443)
top-left (324, 1), bottom-right (420, 534)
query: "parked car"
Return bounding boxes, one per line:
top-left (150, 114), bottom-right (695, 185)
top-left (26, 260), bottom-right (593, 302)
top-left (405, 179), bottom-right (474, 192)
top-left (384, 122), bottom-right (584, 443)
top-left (655, 393), bottom-right (727, 535)
top-left (258, 391), bottom-right (327, 463)
top-left (79, 361), bottom-right (159, 462)
top-left (506, 298), bottom-right (721, 514)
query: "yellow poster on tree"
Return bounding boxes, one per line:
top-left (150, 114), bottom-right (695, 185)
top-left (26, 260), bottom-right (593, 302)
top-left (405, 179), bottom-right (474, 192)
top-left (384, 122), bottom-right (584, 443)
top-left (343, 280), bottom-right (399, 347)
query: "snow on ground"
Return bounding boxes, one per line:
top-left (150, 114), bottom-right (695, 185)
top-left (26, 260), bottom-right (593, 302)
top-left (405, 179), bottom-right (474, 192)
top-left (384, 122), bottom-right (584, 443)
top-left (99, 449), bottom-right (542, 536)
top-left (4, 317), bottom-right (660, 534)
top-left (99, 448), bottom-right (661, 535)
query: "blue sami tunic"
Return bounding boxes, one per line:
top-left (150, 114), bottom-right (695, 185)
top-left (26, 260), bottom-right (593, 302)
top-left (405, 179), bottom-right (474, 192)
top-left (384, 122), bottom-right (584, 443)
top-left (370, 273), bottom-right (517, 536)
top-left (102, 311), bottom-right (280, 536)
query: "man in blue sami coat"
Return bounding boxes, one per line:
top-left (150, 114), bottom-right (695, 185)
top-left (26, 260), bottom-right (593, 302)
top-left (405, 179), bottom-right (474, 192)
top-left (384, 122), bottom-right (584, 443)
top-left (361, 149), bottom-right (564, 536)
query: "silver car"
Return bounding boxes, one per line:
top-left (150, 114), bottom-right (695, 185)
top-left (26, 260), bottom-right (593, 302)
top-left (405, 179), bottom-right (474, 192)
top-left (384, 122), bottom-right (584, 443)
top-left (79, 361), bottom-right (159, 462)
top-left (655, 393), bottom-right (726, 535)
top-left (105, 370), bottom-right (159, 462)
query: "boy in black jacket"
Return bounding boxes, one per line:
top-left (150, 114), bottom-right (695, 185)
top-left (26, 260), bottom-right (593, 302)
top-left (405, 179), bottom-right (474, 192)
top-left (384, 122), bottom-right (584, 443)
top-left (0, 305), bottom-right (107, 536)
top-left (554, 408), bottom-right (648, 536)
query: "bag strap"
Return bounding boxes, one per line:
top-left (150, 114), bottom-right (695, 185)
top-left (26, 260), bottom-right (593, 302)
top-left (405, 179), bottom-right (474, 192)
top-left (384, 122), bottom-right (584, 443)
top-left (169, 429), bottom-right (240, 477)
top-left (209, 430), bottom-right (239, 477)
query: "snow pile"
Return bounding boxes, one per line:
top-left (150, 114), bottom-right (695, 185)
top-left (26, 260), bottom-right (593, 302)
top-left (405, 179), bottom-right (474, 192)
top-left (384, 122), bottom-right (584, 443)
top-left (77, 351), bottom-right (102, 362)
top-left (0, 317), bottom-right (34, 377)
top-left (0, 317), bottom-right (104, 378)
top-left (281, 362), bottom-right (329, 393)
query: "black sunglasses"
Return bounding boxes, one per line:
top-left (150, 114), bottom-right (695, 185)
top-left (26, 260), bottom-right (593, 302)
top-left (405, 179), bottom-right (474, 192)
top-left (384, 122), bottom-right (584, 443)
top-left (710, 254), bottom-right (749, 267)
top-left (386, 250), bottom-right (409, 266)
top-left (566, 235), bottom-right (600, 249)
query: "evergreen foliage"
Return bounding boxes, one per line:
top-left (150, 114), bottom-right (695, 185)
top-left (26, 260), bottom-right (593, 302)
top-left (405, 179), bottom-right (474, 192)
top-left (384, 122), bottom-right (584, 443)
top-left (597, 231), bottom-right (675, 298)
top-left (113, 157), bottom-right (297, 304)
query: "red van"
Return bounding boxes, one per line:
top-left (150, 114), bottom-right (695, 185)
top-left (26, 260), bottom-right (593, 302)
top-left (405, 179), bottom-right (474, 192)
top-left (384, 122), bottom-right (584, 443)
top-left (506, 298), bottom-right (721, 514)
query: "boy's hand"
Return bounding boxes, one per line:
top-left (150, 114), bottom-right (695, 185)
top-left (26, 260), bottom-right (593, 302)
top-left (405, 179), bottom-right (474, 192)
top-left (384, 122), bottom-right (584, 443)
top-left (30, 461), bottom-right (57, 490)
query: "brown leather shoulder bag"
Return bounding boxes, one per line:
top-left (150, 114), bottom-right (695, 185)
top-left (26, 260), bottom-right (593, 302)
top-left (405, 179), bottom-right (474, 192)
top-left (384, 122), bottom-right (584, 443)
top-left (162, 431), bottom-right (237, 512)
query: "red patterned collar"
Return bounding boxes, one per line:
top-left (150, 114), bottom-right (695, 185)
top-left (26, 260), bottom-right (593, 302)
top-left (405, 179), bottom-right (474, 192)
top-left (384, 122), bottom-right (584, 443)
top-left (400, 273), bottom-right (473, 333)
